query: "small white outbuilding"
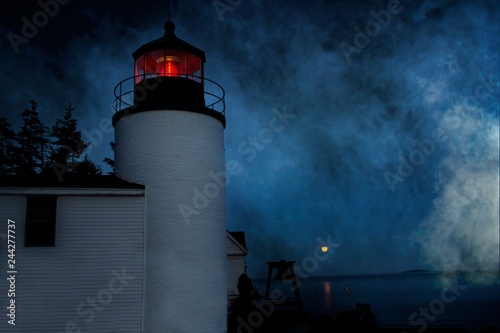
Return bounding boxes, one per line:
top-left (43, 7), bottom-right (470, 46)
top-left (0, 175), bottom-right (247, 333)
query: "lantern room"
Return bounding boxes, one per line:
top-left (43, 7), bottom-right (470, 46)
top-left (112, 21), bottom-right (225, 128)
top-left (132, 21), bottom-right (205, 84)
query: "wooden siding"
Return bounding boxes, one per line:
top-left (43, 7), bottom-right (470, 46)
top-left (227, 256), bottom-right (246, 296)
top-left (226, 234), bottom-right (247, 295)
top-left (227, 237), bottom-right (245, 256)
top-left (0, 195), bottom-right (145, 333)
top-left (227, 232), bottom-right (248, 257)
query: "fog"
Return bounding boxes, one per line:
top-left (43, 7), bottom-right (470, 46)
top-left (0, 0), bottom-right (498, 279)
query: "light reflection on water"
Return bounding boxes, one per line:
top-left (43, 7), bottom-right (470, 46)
top-left (324, 281), bottom-right (331, 309)
top-left (253, 271), bottom-right (500, 329)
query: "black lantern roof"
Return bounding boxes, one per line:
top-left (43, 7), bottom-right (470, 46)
top-left (132, 21), bottom-right (206, 63)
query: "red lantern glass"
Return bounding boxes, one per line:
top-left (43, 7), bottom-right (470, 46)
top-left (135, 49), bottom-right (202, 84)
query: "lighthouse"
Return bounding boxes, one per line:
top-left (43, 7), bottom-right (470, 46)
top-left (112, 21), bottom-right (227, 332)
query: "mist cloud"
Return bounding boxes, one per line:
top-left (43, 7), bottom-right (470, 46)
top-left (0, 0), bottom-right (498, 278)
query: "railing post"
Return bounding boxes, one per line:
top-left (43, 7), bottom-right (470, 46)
top-left (119, 82), bottom-right (122, 111)
top-left (114, 75), bottom-right (225, 115)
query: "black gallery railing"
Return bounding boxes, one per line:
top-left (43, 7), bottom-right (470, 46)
top-left (113, 73), bottom-right (225, 116)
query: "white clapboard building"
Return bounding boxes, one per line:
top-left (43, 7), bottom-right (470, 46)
top-left (0, 177), bottom-right (248, 332)
top-left (0, 21), bottom-right (247, 333)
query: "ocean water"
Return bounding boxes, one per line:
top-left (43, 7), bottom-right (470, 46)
top-left (253, 271), bottom-right (500, 331)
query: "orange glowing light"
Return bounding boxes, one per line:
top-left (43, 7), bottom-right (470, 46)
top-left (321, 246), bottom-right (328, 253)
top-left (157, 56), bottom-right (181, 77)
top-left (165, 61), bottom-right (178, 76)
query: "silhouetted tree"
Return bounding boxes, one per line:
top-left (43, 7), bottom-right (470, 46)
top-left (0, 118), bottom-right (16, 175)
top-left (1, 100), bottom-right (105, 179)
top-left (36, 118), bottom-right (51, 173)
top-left (50, 102), bottom-right (87, 165)
top-left (237, 273), bottom-right (254, 309)
top-left (335, 303), bottom-right (377, 332)
top-left (478, 325), bottom-right (499, 333)
top-left (228, 274), bottom-right (260, 333)
top-left (13, 100), bottom-right (50, 175)
top-left (103, 141), bottom-right (115, 174)
top-left (50, 102), bottom-right (101, 180)
top-left (74, 155), bottom-right (102, 176)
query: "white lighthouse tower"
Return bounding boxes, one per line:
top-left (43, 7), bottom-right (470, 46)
top-left (112, 21), bottom-right (227, 332)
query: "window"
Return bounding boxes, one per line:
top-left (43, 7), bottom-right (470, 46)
top-left (25, 197), bottom-right (57, 247)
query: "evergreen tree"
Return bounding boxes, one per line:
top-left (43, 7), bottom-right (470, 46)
top-left (50, 102), bottom-right (87, 165)
top-left (13, 100), bottom-right (50, 175)
top-left (74, 155), bottom-right (102, 176)
top-left (0, 118), bottom-right (16, 175)
top-left (36, 118), bottom-right (51, 174)
top-left (50, 102), bottom-right (101, 181)
top-left (3, 100), bottom-right (104, 180)
top-left (103, 141), bottom-right (115, 175)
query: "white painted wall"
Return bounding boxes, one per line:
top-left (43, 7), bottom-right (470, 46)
top-left (227, 257), bottom-right (247, 296)
top-left (227, 234), bottom-right (248, 296)
top-left (115, 110), bottom-right (227, 333)
top-left (0, 194), bottom-right (145, 333)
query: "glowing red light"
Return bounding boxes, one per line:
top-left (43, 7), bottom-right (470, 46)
top-left (156, 56), bottom-right (181, 77)
top-left (165, 61), bottom-right (179, 77)
top-left (134, 51), bottom-right (201, 84)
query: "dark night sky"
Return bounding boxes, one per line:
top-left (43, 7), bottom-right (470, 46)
top-left (1, 0), bottom-right (498, 278)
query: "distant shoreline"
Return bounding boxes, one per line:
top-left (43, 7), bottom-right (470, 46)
top-left (253, 269), bottom-right (500, 281)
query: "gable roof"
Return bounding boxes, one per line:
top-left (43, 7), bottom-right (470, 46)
top-left (0, 175), bottom-right (144, 189)
top-left (226, 230), bottom-right (248, 256)
top-left (228, 231), bottom-right (247, 250)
